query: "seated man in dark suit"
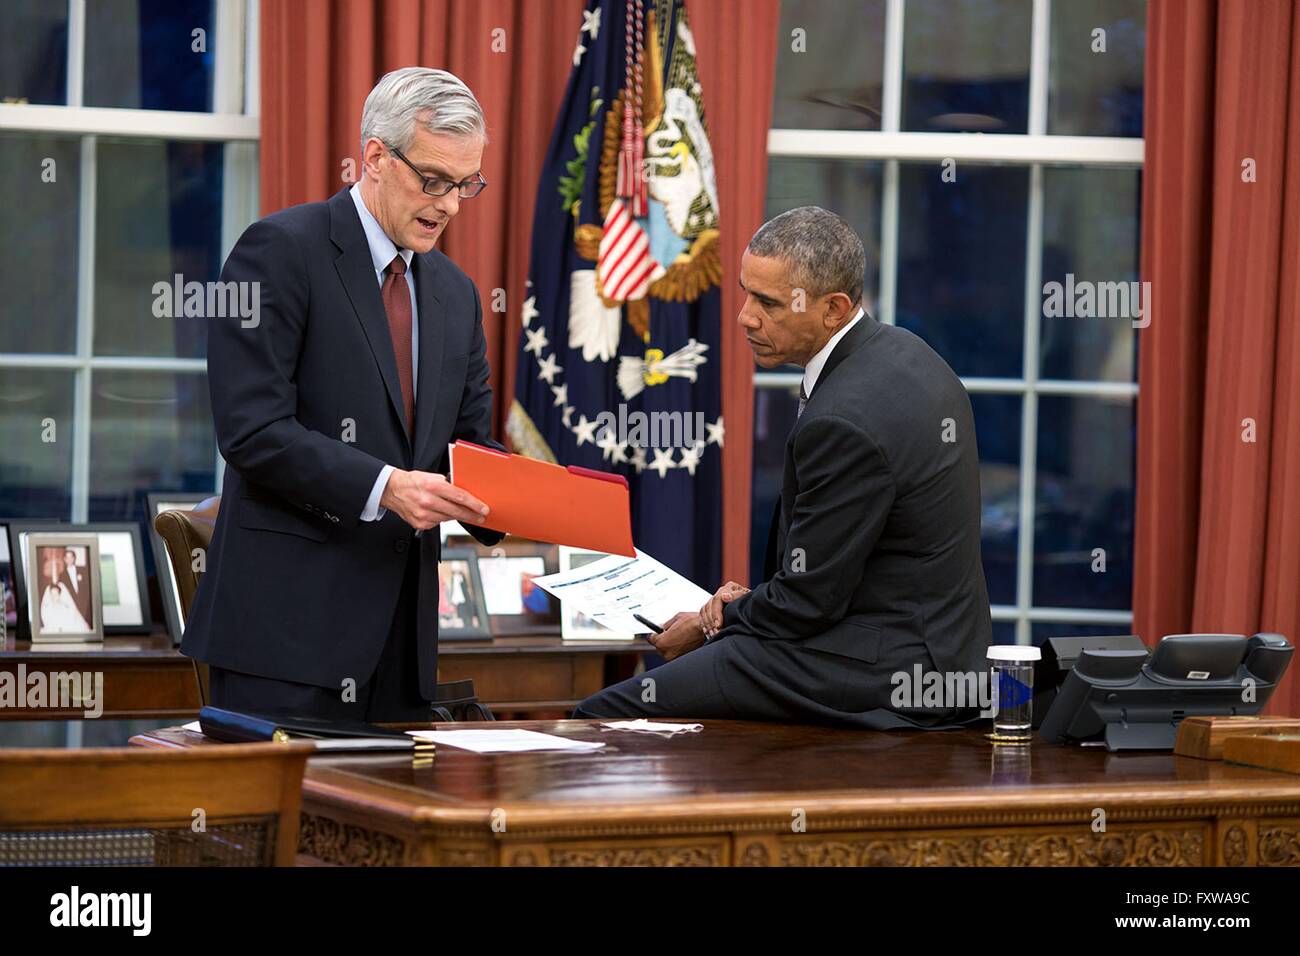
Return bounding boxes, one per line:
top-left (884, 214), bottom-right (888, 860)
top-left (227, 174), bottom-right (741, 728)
top-left (575, 206), bottom-right (992, 728)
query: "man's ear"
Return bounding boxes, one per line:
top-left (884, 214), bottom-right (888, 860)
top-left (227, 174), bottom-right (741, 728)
top-left (822, 291), bottom-right (855, 329)
top-left (361, 138), bottom-right (387, 180)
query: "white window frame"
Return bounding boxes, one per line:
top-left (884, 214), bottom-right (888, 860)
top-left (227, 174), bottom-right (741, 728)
top-left (761, 0), bottom-right (1142, 644)
top-left (0, 0), bottom-right (260, 521)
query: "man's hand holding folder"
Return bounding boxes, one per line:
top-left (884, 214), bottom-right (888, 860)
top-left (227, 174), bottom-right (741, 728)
top-left (380, 468), bottom-right (491, 531)
top-left (448, 441), bottom-right (635, 555)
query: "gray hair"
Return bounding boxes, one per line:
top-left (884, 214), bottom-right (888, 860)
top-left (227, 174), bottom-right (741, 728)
top-left (747, 206), bottom-right (865, 306)
top-left (360, 67), bottom-right (487, 155)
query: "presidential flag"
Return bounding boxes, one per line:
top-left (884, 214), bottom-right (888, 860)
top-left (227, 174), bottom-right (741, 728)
top-left (508, 0), bottom-right (723, 587)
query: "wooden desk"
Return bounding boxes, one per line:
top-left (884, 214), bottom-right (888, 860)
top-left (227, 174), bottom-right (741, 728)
top-left (133, 719), bottom-right (1300, 867)
top-left (0, 633), bottom-right (648, 720)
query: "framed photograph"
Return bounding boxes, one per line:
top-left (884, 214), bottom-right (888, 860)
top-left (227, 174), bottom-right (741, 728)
top-left (436, 547), bottom-right (491, 640)
top-left (146, 493), bottom-right (212, 643)
top-left (23, 533), bottom-right (103, 643)
top-left (470, 538), bottom-right (559, 636)
top-left (2, 518), bottom-right (63, 638)
top-left (557, 546), bottom-right (639, 641)
top-left (11, 523), bottom-right (150, 638)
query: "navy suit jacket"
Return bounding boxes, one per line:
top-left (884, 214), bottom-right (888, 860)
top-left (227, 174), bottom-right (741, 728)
top-left (183, 188), bottom-right (501, 695)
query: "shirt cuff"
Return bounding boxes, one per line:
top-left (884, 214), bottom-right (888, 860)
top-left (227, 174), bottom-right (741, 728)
top-left (361, 464), bottom-right (394, 522)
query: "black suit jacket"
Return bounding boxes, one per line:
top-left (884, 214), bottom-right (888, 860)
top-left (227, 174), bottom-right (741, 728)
top-left (722, 313), bottom-right (991, 686)
top-left (182, 188), bottom-right (501, 696)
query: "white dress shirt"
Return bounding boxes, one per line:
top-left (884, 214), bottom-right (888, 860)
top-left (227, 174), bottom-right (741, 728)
top-left (350, 183), bottom-right (419, 522)
top-left (801, 307), bottom-right (864, 398)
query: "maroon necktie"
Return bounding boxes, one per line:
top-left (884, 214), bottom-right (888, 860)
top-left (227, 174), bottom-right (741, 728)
top-left (382, 254), bottom-right (415, 435)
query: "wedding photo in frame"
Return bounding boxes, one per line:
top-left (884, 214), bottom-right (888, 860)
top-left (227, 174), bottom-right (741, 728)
top-left (21, 532), bottom-right (103, 644)
top-left (557, 546), bottom-right (638, 642)
top-left (146, 492), bottom-right (211, 643)
top-left (11, 523), bottom-right (150, 640)
top-left (436, 546), bottom-right (491, 640)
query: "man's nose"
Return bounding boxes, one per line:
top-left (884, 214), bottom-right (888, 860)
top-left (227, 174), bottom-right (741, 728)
top-left (435, 192), bottom-right (461, 219)
top-left (737, 307), bottom-right (761, 330)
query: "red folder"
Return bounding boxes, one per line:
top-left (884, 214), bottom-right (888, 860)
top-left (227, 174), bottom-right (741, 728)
top-left (448, 441), bottom-right (635, 556)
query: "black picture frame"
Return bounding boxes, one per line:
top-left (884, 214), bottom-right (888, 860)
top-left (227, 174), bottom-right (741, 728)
top-left (9, 522), bottom-right (151, 637)
top-left (145, 493), bottom-right (212, 644)
top-left (3, 518), bottom-right (65, 641)
top-left (436, 547), bottom-right (492, 640)
top-left (468, 538), bottom-right (561, 636)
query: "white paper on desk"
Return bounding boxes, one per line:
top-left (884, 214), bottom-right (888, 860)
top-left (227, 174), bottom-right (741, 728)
top-left (600, 719), bottom-right (703, 736)
top-left (406, 729), bottom-right (605, 753)
top-left (531, 548), bottom-right (712, 634)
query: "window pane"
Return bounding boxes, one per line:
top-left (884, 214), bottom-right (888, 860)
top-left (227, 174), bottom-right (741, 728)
top-left (1048, 0), bottom-right (1146, 137)
top-left (88, 370), bottom-right (215, 535)
top-left (94, 138), bottom-right (227, 359)
top-left (991, 620), bottom-right (1017, 644)
top-left (1033, 394), bottom-right (1134, 609)
top-left (0, 368), bottom-right (75, 518)
top-left (0, 0), bottom-right (68, 104)
top-left (896, 163), bottom-right (1027, 377)
top-left (84, 0), bottom-right (216, 112)
top-left (903, 0), bottom-right (1032, 133)
top-left (772, 0), bottom-right (887, 130)
top-left (765, 157), bottom-right (884, 316)
top-left (0, 133), bottom-right (80, 354)
top-left (1039, 166), bottom-right (1141, 381)
top-left (972, 392), bottom-right (1020, 606)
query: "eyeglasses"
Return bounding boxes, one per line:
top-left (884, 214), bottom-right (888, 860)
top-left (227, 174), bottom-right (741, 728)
top-left (388, 145), bottom-right (487, 199)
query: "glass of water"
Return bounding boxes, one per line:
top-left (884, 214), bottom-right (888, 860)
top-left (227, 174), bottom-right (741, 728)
top-left (987, 645), bottom-right (1041, 743)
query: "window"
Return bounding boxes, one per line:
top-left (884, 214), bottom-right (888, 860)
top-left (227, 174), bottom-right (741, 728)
top-left (0, 0), bottom-right (259, 551)
top-left (757, 0), bottom-right (1145, 644)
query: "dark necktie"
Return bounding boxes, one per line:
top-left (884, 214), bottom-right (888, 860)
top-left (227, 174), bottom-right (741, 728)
top-left (382, 254), bottom-right (415, 434)
top-left (797, 380), bottom-right (808, 418)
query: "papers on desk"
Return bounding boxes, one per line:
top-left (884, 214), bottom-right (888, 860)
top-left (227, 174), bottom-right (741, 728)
top-left (531, 548), bottom-right (712, 634)
top-left (600, 719), bottom-right (703, 736)
top-left (407, 728), bottom-right (605, 753)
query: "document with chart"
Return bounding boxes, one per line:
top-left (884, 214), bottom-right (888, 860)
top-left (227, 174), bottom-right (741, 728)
top-left (531, 549), bottom-right (712, 635)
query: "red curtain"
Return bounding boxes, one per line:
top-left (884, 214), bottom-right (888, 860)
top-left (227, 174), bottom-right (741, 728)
top-left (260, 0), bottom-right (779, 585)
top-left (1135, 0), bottom-right (1300, 715)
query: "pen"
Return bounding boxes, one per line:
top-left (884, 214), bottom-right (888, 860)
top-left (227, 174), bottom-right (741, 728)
top-left (633, 613), bottom-right (663, 634)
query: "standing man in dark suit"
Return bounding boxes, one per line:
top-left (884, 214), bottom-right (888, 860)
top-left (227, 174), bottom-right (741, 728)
top-left (58, 549), bottom-right (93, 629)
top-left (576, 206), bottom-right (991, 728)
top-left (184, 68), bottom-right (504, 721)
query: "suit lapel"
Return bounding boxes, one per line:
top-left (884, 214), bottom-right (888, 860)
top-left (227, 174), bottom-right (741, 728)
top-left (774, 311), bottom-right (883, 573)
top-left (809, 311), bottom-right (881, 399)
top-left (411, 252), bottom-right (444, 466)
top-left (329, 190), bottom-right (410, 453)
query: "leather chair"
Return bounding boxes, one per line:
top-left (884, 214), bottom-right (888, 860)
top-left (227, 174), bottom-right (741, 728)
top-left (0, 742), bottom-right (312, 866)
top-left (153, 496), bottom-right (493, 720)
